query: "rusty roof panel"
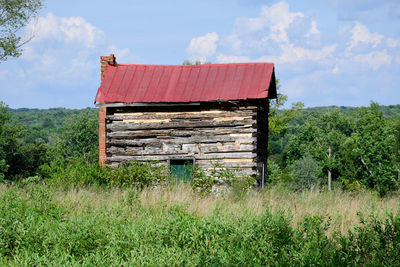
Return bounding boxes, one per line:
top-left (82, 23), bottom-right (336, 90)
top-left (95, 62), bottom-right (275, 104)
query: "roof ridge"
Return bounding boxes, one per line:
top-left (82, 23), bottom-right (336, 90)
top-left (115, 62), bottom-right (273, 67)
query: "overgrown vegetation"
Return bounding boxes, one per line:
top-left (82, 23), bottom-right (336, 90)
top-left (0, 184), bottom-right (399, 265)
top-left (191, 162), bottom-right (255, 195)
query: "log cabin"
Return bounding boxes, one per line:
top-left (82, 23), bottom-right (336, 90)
top-left (95, 54), bottom-right (277, 186)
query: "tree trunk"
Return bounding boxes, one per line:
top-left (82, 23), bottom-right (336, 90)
top-left (327, 145), bottom-right (332, 191)
top-left (328, 168), bottom-right (332, 191)
top-left (398, 166), bottom-right (400, 181)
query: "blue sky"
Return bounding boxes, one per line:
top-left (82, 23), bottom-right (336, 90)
top-left (1, 0), bottom-right (399, 109)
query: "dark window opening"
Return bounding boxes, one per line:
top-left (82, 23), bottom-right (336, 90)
top-left (169, 159), bottom-right (194, 181)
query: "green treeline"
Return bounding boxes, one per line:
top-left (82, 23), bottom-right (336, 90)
top-left (269, 99), bottom-right (400, 196)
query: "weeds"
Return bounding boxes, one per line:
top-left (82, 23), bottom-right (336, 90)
top-left (0, 184), bottom-right (399, 265)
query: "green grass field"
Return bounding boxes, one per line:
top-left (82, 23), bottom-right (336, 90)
top-left (0, 183), bottom-right (399, 266)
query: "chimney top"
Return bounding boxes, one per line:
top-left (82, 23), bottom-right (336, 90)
top-left (101, 54), bottom-right (116, 66)
top-left (100, 54), bottom-right (117, 80)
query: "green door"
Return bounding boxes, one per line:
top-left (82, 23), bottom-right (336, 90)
top-left (170, 159), bottom-right (193, 182)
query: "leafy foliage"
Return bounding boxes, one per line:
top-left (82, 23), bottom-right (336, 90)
top-left (290, 153), bottom-right (320, 191)
top-left (8, 107), bottom-right (97, 144)
top-left (182, 59), bottom-right (212, 65)
top-left (394, 116), bottom-right (400, 180)
top-left (43, 158), bottom-right (168, 189)
top-left (284, 109), bottom-right (353, 190)
top-left (51, 110), bottom-right (99, 162)
top-left (340, 103), bottom-right (397, 195)
top-left (1, 184), bottom-right (400, 265)
top-left (269, 92), bottom-right (304, 138)
top-left (192, 162), bottom-right (255, 195)
top-left (0, 102), bottom-right (47, 181)
top-left (0, 0), bottom-right (43, 61)
top-left (0, 102), bottom-right (12, 180)
top-left (101, 161), bottom-right (168, 188)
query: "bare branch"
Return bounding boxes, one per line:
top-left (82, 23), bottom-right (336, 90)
top-left (360, 156), bottom-right (373, 176)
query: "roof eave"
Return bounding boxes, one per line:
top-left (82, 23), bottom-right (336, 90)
top-left (95, 102), bottom-right (202, 108)
top-left (94, 98), bottom-right (271, 108)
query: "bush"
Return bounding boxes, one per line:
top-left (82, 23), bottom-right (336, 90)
top-left (290, 153), bottom-right (321, 191)
top-left (6, 142), bottom-right (47, 180)
top-left (41, 159), bottom-right (102, 187)
top-left (267, 160), bottom-right (282, 185)
top-left (191, 162), bottom-right (256, 195)
top-left (101, 161), bottom-right (168, 189)
top-left (191, 166), bottom-right (215, 195)
top-left (42, 158), bottom-right (168, 189)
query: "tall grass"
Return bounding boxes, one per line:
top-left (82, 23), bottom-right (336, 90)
top-left (52, 184), bottom-right (399, 235)
top-left (0, 183), bottom-right (399, 265)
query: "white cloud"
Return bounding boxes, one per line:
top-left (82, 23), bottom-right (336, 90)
top-left (26, 13), bottom-right (59, 40)
top-left (27, 13), bottom-right (105, 48)
top-left (201, 1), bottom-right (337, 66)
top-left (187, 32), bottom-right (219, 62)
top-left (234, 1), bottom-right (304, 44)
top-left (346, 22), bottom-right (383, 53)
top-left (387, 38), bottom-right (400, 48)
top-left (261, 1), bottom-right (304, 43)
top-left (305, 20), bottom-right (320, 37)
top-left (60, 16), bottom-right (104, 48)
top-left (216, 54), bottom-right (250, 63)
top-left (12, 13), bottom-right (134, 87)
top-left (216, 43), bottom-right (336, 65)
top-left (107, 45), bottom-right (138, 63)
top-left (218, 0), bottom-right (305, 56)
top-left (235, 15), bottom-right (266, 32)
top-left (353, 50), bottom-right (392, 69)
top-left (258, 43), bottom-right (336, 64)
top-left (189, 1), bottom-right (398, 74)
top-left (223, 33), bottom-right (242, 53)
top-left (190, 0), bottom-right (399, 107)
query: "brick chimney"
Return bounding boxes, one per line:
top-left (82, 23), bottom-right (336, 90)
top-left (100, 54), bottom-right (116, 80)
top-left (99, 54), bottom-right (117, 166)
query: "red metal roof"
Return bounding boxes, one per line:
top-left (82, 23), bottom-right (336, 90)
top-left (95, 63), bottom-right (276, 104)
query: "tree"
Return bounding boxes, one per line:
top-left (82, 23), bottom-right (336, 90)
top-left (290, 153), bottom-right (320, 191)
top-left (340, 103), bottom-right (397, 195)
top-left (0, 0), bottom-right (43, 61)
top-left (182, 60), bottom-right (212, 65)
top-left (393, 116), bottom-right (400, 180)
top-left (0, 102), bottom-right (20, 180)
top-left (0, 101), bottom-right (47, 180)
top-left (268, 80), bottom-right (304, 157)
top-left (50, 110), bottom-right (99, 163)
top-left (269, 92), bottom-right (304, 137)
top-left (0, 102), bottom-right (11, 180)
top-left (284, 109), bottom-right (353, 190)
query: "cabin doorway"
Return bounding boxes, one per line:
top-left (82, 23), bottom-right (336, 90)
top-left (169, 159), bottom-right (194, 181)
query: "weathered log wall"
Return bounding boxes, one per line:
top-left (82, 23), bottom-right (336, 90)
top-left (105, 101), bottom-right (268, 178)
